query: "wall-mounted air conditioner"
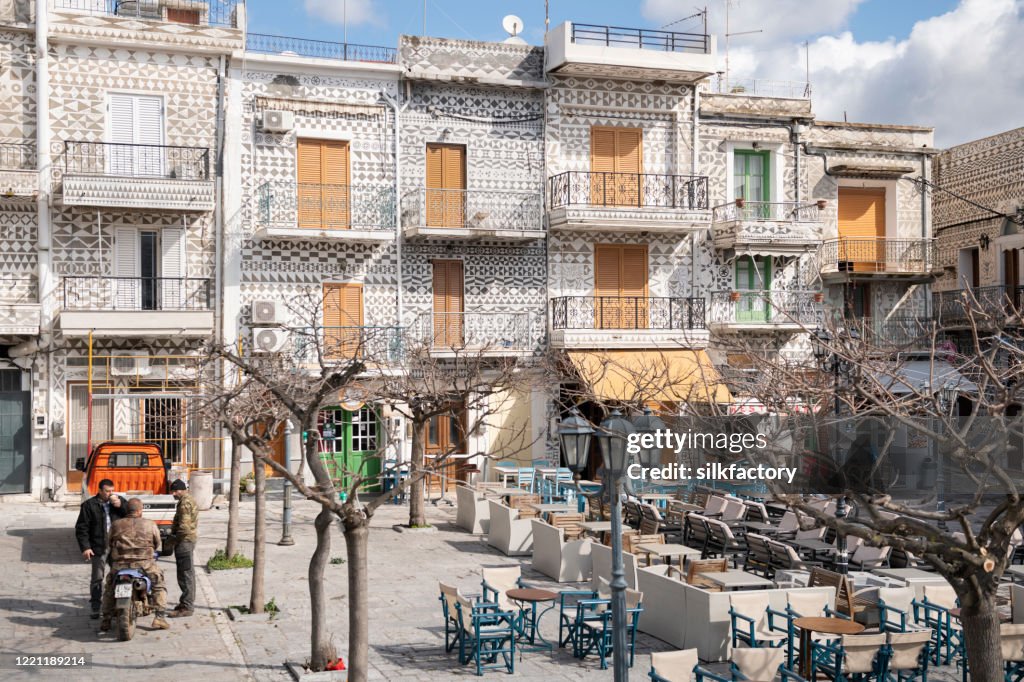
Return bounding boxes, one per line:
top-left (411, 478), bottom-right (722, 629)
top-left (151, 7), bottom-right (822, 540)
top-left (259, 110), bottom-right (294, 133)
top-left (253, 327), bottom-right (289, 353)
top-left (251, 300), bottom-right (280, 325)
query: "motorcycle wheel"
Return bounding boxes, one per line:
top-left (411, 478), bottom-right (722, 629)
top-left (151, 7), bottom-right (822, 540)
top-left (117, 602), bottom-right (135, 641)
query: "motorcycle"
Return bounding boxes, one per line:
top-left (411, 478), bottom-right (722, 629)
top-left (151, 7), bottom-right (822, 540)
top-left (112, 568), bottom-right (154, 641)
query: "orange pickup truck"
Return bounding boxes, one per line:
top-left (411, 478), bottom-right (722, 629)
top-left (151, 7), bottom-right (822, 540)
top-left (75, 442), bottom-right (178, 542)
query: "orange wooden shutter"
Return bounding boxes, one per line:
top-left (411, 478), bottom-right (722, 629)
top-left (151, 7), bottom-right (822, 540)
top-left (167, 8), bottom-right (201, 24)
top-left (621, 245), bottom-right (649, 328)
top-left (426, 144), bottom-right (465, 228)
top-left (322, 140), bottom-right (350, 229)
top-left (297, 139), bottom-right (322, 229)
top-left (323, 283), bottom-right (363, 357)
top-left (616, 129), bottom-right (642, 206)
top-left (838, 188), bottom-right (885, 272)
top-left (595, 245), bottom-right (622, 329)
top-left (590, 128), bottom-right (616, 205)
top-left (432, 261), bottom-right (464, 346)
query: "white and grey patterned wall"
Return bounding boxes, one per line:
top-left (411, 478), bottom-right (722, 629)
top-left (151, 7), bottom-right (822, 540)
top-left (238, 68), bottom-right (400, 330)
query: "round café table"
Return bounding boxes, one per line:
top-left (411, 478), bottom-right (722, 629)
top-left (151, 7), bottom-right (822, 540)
top-left (506, 588), bottom-right (558, 652)
top-left (793, 616), bottom-right (865, 678)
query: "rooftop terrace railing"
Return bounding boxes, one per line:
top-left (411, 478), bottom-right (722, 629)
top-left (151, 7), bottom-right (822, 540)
top-left (246, 33), bottom-right (398, 64)
top-left (54, 0), bottom-right (241, 28)
top-left (570, 22), bottom-right (710, 54)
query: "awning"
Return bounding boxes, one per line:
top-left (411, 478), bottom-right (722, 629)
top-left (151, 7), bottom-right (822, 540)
top-left (566, 350), bottom-right (732, 404)
top-left (828, 164), bottom-right (916, 179)
top-left (878, 360), bottom-right (979, 396)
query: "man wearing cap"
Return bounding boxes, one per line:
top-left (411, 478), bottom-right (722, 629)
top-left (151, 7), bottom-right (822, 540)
top-left (167, 479), bottom-right (199, 617)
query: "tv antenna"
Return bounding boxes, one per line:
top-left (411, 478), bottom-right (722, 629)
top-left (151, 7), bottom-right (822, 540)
top-left (724, 0), bottom-right (763, 92)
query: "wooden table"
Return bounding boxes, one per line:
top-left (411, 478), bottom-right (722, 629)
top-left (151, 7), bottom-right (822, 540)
top-left (701, 569), bottom-right (775, 591)
top-left (791, 538), bottom-right (837, 559)
top-left (485, 487), bottom-right (529, 497)
top-left (793, 616), bottom-right (865, 678)
top-left (494, 467), bottom-right (518, 487)
top-left (507, 588), bottom-right (558, 651)
top-left (742, 521), bottom-right (781, 535)
top-left (528, 503), bottom-right (577, 515)
top-left (636, 543), bottom-right (702, 567)
top-left (1007, 565), bottom-right (1024, 582)
top-left (639, 493), bottom-right (674, 505)
top-left (582, 521), bottom-right (613, 532)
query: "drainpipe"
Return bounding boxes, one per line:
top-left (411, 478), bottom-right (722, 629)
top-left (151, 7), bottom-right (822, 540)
top-left (213, 54), bottom-right (226, 472)
top-left (35, 0), bottom-right (53, 498)
top-left (920, 151), bottom-right (931, 316)
top-left (791, 121), bottom-right (802, 203)
top-left (379, 88), bottom-right (409, 327)
top-left (691, 84), bottom-right (701, 296)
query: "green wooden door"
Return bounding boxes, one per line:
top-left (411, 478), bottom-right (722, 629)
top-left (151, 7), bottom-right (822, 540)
top-left (0, 370), bottom-right (30, 494)
top-left (318, 406), bottom-right (382, 493)
top-left (734, 150), bottom-right (771, 217)
top-left (735, 256), bottom-right (772, 322)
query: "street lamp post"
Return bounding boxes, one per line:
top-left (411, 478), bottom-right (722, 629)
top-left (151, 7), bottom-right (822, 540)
top-left (558, 407), bottom-right (637, 682)
top-left (278, 419), bottom-right (295, 546)
top-left (937, 383), bottom-right (958, 532)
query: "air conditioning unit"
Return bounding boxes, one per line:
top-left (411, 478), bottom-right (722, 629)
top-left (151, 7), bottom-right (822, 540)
top-left (110, 352), bottom-right (152, 377)
top-left (253, 327), bottom-right (289, 353)
top-left (251, 300), bottom-right (280, 325)
top-left (259, 110), bottom-right (294, 133)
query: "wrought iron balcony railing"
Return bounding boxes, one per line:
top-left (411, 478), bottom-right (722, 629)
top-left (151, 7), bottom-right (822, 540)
top-left (712, 201), bottom-right (822, 223)
top-left (402, 188), bottom-right (543, 232)
top-left (549, 171), bottom-right (710, 211)
top-left (819, 238), bottom-right (935, 275)
top-left (551, 296), bottom-right (706, 331)
top-left (836, 316), bottom-right (940, 349)
top-left (61, 276), bottom-right (212, 311)
top-left (63, 141), bottom-right (211, 180)
top-left (54, 0), bottom-right (241, 28)
top-left (716, 77), bottom-right (811, 99)
top-left (255, 182), bottom-right (395, 232)
top-left (0, 143), bottom-right (35, 171)
top-left (416, 312), bottom-right (532, 351)
top-left (247, 33), bottom-right (398, 64)
top-left (933, 285), bottom-right (1019, 325)
top-left (570, 23), bottom-right (710, 54)
top-left (709, 290), bottom-right (823, 326)
top-left (292, 326), bottom-right (405, 364)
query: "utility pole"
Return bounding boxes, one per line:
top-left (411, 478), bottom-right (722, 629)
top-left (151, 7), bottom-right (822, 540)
top-left (278, 420), bottom-right (295, 546)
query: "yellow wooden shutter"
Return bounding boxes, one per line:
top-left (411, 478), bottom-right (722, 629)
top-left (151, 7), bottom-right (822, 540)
top-left (297, 139), bottom-right (322, 229)
top-left (322, 140), bottom-right (350, 229)
top-left (838, 188), bottom-right (886, 272)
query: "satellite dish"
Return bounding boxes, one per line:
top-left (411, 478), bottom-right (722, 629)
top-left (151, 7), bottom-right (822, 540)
top-left (502, 14), bottom-right (523, 38)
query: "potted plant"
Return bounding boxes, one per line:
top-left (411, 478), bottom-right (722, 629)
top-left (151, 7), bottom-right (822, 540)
top-left (735, 197), bottom-right (746, 209)
top-left (816, 199), bottom-right (827, 210)
top-left (729, 291), bottom-right (742, 302)
top-left (241, 472), bottom-right (256, 495)
top-left (813, 292), bottom-right (825, 303)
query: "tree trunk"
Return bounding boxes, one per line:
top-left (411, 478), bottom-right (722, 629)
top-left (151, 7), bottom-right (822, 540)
top-left (249, 459), bottom-right (266, 613)
top-left (344, 516), bottom-right (369, 682)
top-left (309, 506), bottom-right (336, 671)
top-left (408, 419), bottom-right (426, 528)
top-left (959, 592), bottom-right (1003, 682)
top-left (225, 434), bottom-right (242, 557)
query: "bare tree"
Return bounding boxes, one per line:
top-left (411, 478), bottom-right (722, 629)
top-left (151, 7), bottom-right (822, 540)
top-left (225, 432), bottom-right (242, 558)
top-left (200, 292), bottom-right (538, 679)
top-left (250, 450), bottom-right (267, 613)
top-left (709, 290), bottom-right (1024, 680)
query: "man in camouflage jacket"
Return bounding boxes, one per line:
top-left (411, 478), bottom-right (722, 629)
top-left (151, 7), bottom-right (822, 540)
top-left (100, 498), bottom-right (170, 631)
top-left (168, 479), bottom-right (199, 617)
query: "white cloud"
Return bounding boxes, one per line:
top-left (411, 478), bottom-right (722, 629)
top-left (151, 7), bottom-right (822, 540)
top-left (706, 0), bottom-right (1024, 147)
top-left (304, 0), bottom-right (381, 27)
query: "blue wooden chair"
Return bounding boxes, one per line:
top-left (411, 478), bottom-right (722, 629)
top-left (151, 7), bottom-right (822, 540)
top-left (1000, 623), bottom-right (1024, 682)
top-left (453, 593), bottom-right (516, 675)
top-left (439, 582), bottom-right (467, 654)
top-left (912, 584), bottom-right (962, 665)
top-left (572, 588), bottom-right (644, 670)
top-left (877, 587), bottom-right (929, 634)
top-left (885, 630), bottom-right (932, 682)
top-left (781, 591), bottom-right (843, 669)
top-left (695, 647), bottom-right (808, 681)
top-left (649, 649), bottom-right (699, 682)
top-left (728, 591), bottom-right (788, 650)
top-left (516, 467), bottom-right (535, 493)
top-left (810, 632), bottom-right (888, 682)
top-left (556, 589), bottom-right (596, 651)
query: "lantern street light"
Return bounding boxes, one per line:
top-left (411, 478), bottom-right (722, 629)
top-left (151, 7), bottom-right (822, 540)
top-left (631, 407), bottom-right (667, 469)
top-left (937, 382), bottom-right (959, 531)
top-left (558, 407), bottom-right (635, 682)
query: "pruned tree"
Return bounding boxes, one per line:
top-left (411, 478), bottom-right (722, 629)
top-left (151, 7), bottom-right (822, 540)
top-left (709, 289), bottom-right (1024, 680)
top-left (200, 291), bottom-right (540, 680)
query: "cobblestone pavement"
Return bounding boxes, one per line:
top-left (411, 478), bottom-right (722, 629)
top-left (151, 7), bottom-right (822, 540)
top-left (1, 491), bottom-right (963, 681)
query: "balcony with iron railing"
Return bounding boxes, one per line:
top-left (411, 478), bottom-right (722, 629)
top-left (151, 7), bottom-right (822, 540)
top-left (54, 0), bottom-right (242, 28)
top-left (61, 141), bottom-right (215, 211)
top-left (253, 181), bottom-right (396, 242)
top-left (0, 276), bottom-right (40, 335)
top-left (401, 188), bottom-right (544, 241)
top-left (933, 285), bottom-right (1022, 327)
top-left (290, 326), bottom-right (406, 366)
top-left (59, 276), bottom-right (214, 337)
top-left (709, 290), bottom-right (823, 331)
top-left (546, 21), bottom-right (716, 83)
top-left (415, 311), bottom-right (533, 355)
top-left (548, 171), bottom-right (710, 232)
top-left (550, 295), bottom-right (708, 349)
top-left (818, 238), bottom-right (937, 278)
top-left (246, 33), bottom-right (398, 64)
top-left (712, 200), bottom-right (823, 253)
top-left (834, 315), bottom-right (944, 352)
top-left (0, 143), bottom-right (37, 198)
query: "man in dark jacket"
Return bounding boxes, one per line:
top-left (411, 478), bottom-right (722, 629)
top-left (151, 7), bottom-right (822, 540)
top-left (74, 479), bottom-right (127, 618)
top-left (167, 478), bottom-right (199, 617)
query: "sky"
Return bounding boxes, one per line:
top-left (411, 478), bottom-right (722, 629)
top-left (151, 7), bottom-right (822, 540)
top-left (243, 0), bottom-right (1024, 148)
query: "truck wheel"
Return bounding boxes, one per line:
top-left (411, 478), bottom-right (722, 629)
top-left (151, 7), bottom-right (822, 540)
top-left (117, 603), bottom-right (135, 641)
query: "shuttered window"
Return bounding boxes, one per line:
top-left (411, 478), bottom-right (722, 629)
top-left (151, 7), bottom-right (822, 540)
top-left (107, 93), bottom-right (164, 177)
top-left (297, 139), bottom-right (351, 229)
top-left (323, 283), bottom-right (364, 358)
top-left (590, 127), bottom-right (642, 206)
top-left (432, 260), bottom-right (464, 346)
top-left (160, 227), bottom-right (186, 309)
top-left (113, 227), bottom-right (140, 309)
top-left (425, 144), bottom-right (466, 227)
top-left (594, 244), bottom-right (648, 329)
top-left (838, 188), bottom-right (886, 272)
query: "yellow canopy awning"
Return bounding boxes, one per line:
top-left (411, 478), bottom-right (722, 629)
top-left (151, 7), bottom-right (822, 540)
top-left (566, 350), bottom-right (732, 405)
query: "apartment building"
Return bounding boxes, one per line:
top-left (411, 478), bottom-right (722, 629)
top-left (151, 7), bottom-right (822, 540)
top-left (932, 127), bottom-right (1024, 328)
top-left (0, 4), bottom-right (940, 499)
